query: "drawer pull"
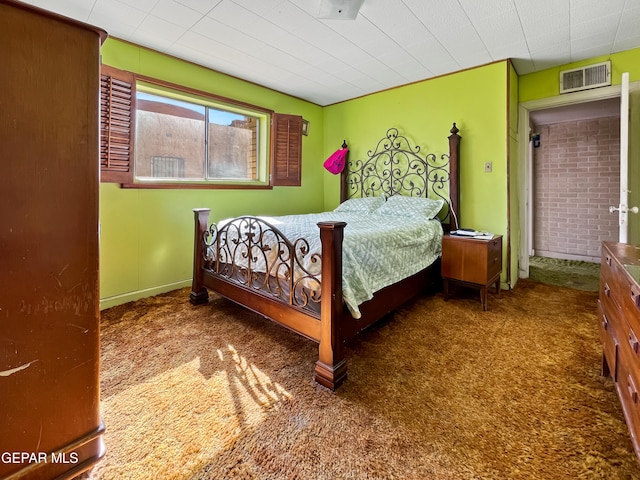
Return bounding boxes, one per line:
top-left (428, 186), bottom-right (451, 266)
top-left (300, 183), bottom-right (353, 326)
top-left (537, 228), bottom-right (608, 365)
top-left (629, 374), bottom-right (639, 403)
top-left (604, 283), bottom-right (611, 298)
top-left (606, 255), bottom-right (613, 267)
top-left (602, 314), bottom-right (610, 331)
top-left (632, 287), bottom-right (640, 308)
top-left (629, 330), bottom-right (640, 354)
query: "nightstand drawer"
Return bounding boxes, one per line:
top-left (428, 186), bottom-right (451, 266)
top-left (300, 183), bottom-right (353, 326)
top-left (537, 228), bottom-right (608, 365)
top-left (441, 235), bottom-right (502, 285)
top-left (486, 237), bottom-right (502, 280)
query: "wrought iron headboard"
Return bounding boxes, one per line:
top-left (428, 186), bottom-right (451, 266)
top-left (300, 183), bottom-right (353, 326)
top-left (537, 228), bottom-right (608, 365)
top-left (340, 124), bottom-right (460, 230)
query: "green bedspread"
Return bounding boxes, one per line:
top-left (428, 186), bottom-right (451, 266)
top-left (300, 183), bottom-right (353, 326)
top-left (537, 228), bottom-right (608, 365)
top-left (250, 211), bottom-right (443, 318)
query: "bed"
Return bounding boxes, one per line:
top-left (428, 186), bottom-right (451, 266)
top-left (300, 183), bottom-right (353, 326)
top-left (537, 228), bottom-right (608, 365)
top-left (190, 124), bottom-right (461, 390)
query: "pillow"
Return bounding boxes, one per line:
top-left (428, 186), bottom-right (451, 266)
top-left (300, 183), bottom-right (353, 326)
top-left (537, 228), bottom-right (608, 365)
top-left (373, 195), bottom-right (444, 219)
top-left (333, 196), bottom-right (386, 214)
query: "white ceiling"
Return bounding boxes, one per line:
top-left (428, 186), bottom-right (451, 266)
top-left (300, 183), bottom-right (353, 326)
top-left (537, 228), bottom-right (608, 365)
top-left (19, 0), bottom-right (640, 106)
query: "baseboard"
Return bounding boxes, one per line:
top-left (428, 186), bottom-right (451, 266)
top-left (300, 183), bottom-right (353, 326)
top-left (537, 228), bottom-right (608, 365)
top-left (99, 279), bottom-right (192, 310)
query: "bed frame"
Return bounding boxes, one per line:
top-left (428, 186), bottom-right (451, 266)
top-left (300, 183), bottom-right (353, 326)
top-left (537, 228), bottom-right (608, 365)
top-left (190, 124), bottom-right (460, 390)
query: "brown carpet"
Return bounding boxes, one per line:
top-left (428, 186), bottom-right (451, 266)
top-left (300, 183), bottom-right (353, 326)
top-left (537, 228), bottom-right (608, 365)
top-left (86, 281), bottom-right (640, 480)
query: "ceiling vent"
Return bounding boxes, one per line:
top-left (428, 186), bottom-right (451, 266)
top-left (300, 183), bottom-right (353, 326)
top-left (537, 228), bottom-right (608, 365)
top-left (560, 61), bottom-right (611, 94)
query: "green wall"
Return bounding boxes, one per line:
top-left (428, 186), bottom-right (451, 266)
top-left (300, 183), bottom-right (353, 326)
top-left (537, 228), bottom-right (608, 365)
top-left (99, 39), bottom-right (325, 308)
top-left (104, 35), bottom-right (616, 306)
top-left (100, 48), bottom-right (514, 307)
top-left (519, 47), bottom-right (640, 103)
top-left (519, 47), bottom-right (640, 245)
top-left (323, 61), bottom-right (512, 285)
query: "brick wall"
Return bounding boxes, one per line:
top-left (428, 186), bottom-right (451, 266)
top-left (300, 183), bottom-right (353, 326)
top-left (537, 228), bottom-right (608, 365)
top-left (533, 116), bottom-right (620, 262)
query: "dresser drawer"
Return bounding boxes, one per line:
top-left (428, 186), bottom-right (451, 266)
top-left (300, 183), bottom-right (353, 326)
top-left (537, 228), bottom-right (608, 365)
top-left (602, 250), bottom-right (627, 307)
top-left (616, 351), bottom-right (640, 452)
top-left (601, 276), bottom-right (621, 314)
top-left (618, 276), bottom-right (640, 335)
top-left (618, 316), bottom-right (640, 366)
top-left (598, 300), bottom-right (619, 381)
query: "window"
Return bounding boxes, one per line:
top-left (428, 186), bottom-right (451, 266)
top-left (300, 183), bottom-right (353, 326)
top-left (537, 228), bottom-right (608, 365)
top-left (135, 89), bottom-right (264, 184)
top-left (100, 65), bottom-right (303, 188)
top-left (151, 156), bottom-right (185, 178)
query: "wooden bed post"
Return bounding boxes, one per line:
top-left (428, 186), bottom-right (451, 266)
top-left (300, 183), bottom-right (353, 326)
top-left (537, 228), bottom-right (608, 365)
top-left (314, 221), bottom-right (348, 390)
top-left (339, 140), bottom-right (349, 203)
top-left (190, 208), bottom-right (210, 305)
top-left (448, 123), bottom-right (461, 231)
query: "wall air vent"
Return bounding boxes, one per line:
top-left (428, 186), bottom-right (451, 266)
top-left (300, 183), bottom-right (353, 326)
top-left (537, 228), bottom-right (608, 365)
top-left (560, 61), bottom-right (611, 94)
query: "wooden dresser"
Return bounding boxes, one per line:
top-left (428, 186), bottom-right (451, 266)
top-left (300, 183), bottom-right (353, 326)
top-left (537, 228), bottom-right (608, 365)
top-left (599, 241), bottom-right (640, 459)
top-left (0, 1), bottom-right (106, 478)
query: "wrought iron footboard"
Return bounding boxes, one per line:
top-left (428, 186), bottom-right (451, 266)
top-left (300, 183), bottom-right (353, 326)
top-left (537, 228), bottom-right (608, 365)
top-left (202, 216), bottom-right (323, 313)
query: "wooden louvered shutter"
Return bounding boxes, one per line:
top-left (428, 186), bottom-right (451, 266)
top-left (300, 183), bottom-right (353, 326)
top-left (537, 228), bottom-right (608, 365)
top-left (271, 113), bottom-right (302, 186)
top-left (100, 65), bottom-right (135, 183)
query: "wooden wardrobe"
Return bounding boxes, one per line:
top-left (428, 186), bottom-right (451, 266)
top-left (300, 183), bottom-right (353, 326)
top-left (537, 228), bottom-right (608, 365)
top-left (0, 1), bottom-right (106, 478)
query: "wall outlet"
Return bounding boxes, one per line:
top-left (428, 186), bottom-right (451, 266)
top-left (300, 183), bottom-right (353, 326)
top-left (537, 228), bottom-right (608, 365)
top-left (484, 161), bottom-right (492, 173)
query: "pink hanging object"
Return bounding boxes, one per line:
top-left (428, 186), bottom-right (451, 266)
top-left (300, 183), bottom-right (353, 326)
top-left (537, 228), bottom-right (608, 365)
top-left (323, 141), bottom-right (348, 174)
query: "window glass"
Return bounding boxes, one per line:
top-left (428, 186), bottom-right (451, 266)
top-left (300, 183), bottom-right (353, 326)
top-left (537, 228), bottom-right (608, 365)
top-left (134, 88), bottom-right (266, 184)
top-left (207, 108), bottom-right (258, 180)
top-left (136, 92), bottom-right (205, 180)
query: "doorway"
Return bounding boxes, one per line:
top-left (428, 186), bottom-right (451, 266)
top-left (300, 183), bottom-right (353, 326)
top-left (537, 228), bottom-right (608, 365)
top-left (517, 84), bottom-right (624, 279)
top-left (529, 98), bottom-right (621, 263)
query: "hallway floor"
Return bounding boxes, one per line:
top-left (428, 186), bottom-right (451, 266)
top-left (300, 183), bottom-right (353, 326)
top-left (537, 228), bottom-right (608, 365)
top-left (528, 256), bottom-right (600, 292)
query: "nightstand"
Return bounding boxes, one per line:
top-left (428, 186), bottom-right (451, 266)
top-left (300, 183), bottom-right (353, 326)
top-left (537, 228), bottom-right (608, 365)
top-left (441, 234), bottom-right (503, 311)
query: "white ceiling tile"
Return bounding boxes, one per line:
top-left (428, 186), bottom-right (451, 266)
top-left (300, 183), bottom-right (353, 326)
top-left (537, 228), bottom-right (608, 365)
top-left (20, 0), bottom-right (95, 21)
top-left (472, 12), bottom-right (527, 60)
top-left (190, 16), bottom-right (263, 55)
top-left (514, 0), bottom-right (566, 19)
top-left (458, 0), bottom-right (516, 19)
top-left (570, 0), bottom-right (625, 24)
top-left (571, 34), bottom-right (612, 54)
top-left (527, 30), bottom-right (571, 55)
top-left (404, 38), bottom-right (457, 73)
top-left (391, 60), bottom-right (434, 82)
top-left (358, 0), bottom-right (430, 47)
top-left (531, 48), bottom-right (571, 71)
top-left (89, 0), bottom-right (147, 37)
top-left (572, 15), bottom-right (619, 42)
top-left (14, 0), bottom-right (640, 105)
top-left (175, 0), bottom-right (222, 15)
top-left (569, 45), bottom-right (613, 63)
top-left (614, 4), bottom-right (640, 40)
top-left (254, 45), bottom-right (315, 73)
top-left (323, 17), bottom-right (398, 56)
top-left (172, 31), bottom-right (250, 67)
top-left (613, 37), bottom-right (640, 54)
top-left (134, 15), bottom-right (186, 49)
top-left (510, 57), bottom-right (536, 75)
top-left (150, 0), bottom-right (203, 28)
top-left (116, 0), bottom-right (158, 13)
